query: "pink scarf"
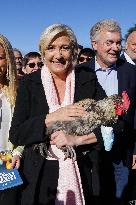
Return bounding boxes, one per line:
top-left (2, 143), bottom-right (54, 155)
top-left (41, 65), bottom-right (85, 205)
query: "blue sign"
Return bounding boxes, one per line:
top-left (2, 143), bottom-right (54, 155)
top-left (0, 164), bottom-right (23, 190)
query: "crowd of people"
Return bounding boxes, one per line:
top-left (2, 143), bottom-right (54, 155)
top-left (0, 19), bottom-right (136, 205)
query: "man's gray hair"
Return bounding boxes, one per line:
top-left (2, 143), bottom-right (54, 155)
top-left (125, 24), bottom-right (136, 41)
top-left (39, 23), bottom-right (78, 56)
top-left (13, 48), bottom-right (23, 57)
top-left (90, 19), bottom-right (121, 41)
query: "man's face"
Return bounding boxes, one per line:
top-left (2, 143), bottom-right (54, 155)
top-left (14, 51), bottom-right (22, 70)
top-left (125, 31), bottom-right (136, 62)
top-left (92, 30), bottom-right (122, 68)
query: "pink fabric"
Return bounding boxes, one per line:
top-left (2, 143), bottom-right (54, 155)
top-left (41, 65), bottom-right (85, 205)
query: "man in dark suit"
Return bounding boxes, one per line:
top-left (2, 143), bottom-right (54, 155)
top-left (122, 25), bottom-right (136, 167)
top-left (76, 19), bottom-right (136, 205)
top-left (121, 25), bottom-right (136, 202)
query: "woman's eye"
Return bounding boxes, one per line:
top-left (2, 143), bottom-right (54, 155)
top-left (0, 56), bottom-right (5, 60)
top-left (61, 46), bottom-right (71, 51)
top-left (64, 46), bottom-right (70, 49)
top-left (47, 46), bottom-right (54, 50)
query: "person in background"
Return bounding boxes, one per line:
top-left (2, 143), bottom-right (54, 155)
top-left (77, 43), bottom-right (83, 54)
top-left (13, 48), bottom-right (24, 79)
top-left (77, 48), bottom-right (95, 64)
top-left (9, 23), bottom-right (106, 205)
top-left (122, 24), bottom-right (136, 203)
top-left (76, 19), bottom-right (136, 205)
top-left (22, 52), bottom-right (43, 74)
top-left (123, 24), bottom-right (136, 65)
top-left (0, 34), bottom-right (23, 205)
top-left (122, 25), bottom-right (136, 168)
top-left (73, 44), bottom-right (84, 66)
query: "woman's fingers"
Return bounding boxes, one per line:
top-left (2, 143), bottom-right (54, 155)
top-left (15, 158), bottom-right (21, 169)
top-left (10, 155), bottom-right (21, 169)
top-left (57, 105), bottom-right (86, 120)
top-left (50, 131), bottom-right (75, 148)
top-left (51, 130), bottom-right (62, 140)
top-left (51, 136), bottom-right (65, 148)
top-left (45, 105), bottom-right (86, 127)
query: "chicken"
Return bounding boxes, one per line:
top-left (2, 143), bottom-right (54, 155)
top-left (34, 91), bottom-right (130, 159)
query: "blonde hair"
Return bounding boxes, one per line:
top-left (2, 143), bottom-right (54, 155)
top-left (39, 23), bottom-right (78, 58)
top-left (0, 34), bottom-right (17, 107)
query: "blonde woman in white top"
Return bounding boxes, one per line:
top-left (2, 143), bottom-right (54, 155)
top-left (0, 34), bottom-right (23, 205)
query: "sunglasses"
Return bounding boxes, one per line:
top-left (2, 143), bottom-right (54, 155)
top-left (26, 62), bottom-right (44, 68)
top-left (79, 57), bottom-right (92, 62)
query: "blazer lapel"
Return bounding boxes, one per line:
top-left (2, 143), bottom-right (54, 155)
top-left (27, 70), bottom-right (49, 114)
top-left (116, 58), bottom-right (129, 94)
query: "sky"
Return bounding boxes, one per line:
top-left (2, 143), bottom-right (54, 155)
top-left (1, 0), bottom-right (136, 55)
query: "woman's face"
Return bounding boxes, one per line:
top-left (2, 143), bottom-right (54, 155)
top-left (44, 35), bottom-right (73, 78)
top-left (0, 46), bottom-right (7, 79)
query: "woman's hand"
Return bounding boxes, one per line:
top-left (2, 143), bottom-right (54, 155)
top-left (10, 155), bottom-right (21, 169)
top-left (45, 104), bottom-right (86, 128)
top-left (50, 130), bottom-right (76, 148)
top-left (50, 130), bottom-right (97, 148)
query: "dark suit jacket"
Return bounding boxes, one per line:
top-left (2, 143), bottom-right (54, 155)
top-left (76, 58), bottom-right (136, 166)
top-left (9, 68), bottom-right (106, 204)
top-left (121, 53), bottom-right (136, 154)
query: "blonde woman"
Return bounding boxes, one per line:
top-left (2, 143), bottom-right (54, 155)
top-left (10, 24), bottom-right (106, 205)
top-left (0, 34), bottom-right (23, 205)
